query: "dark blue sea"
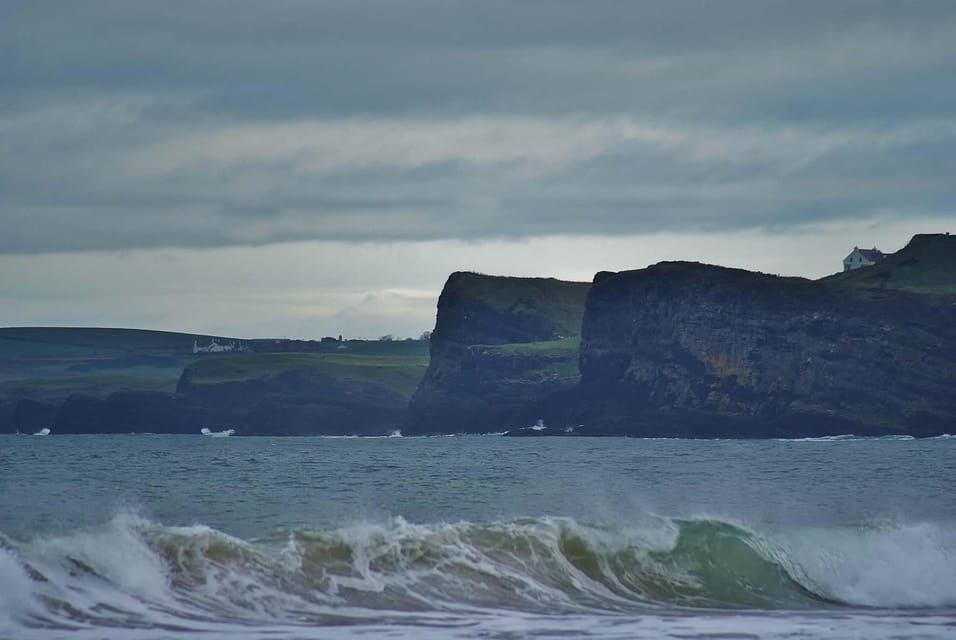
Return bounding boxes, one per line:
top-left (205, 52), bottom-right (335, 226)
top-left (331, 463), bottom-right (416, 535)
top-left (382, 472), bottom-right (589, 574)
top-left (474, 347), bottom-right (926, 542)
top-left (1, 433), bottom-right (954, 639)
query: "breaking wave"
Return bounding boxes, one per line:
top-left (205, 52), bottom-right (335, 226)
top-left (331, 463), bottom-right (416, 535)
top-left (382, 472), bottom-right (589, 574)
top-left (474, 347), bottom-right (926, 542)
top-left (2, 513), bottom-right (955, 637)
top-left (774, 434), bottom-right (922, 442)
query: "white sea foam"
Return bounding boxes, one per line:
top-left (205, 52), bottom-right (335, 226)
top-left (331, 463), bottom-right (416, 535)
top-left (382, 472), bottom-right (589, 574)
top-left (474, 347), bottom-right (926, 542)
top-left (0, 547), bottom-right (40, 634)
top-left (32, 513), bottom-right (170, 602)
top-left (770, 520), bottom-right (956, 608)
top-left (775, 434), bottom-right (925, 443)
top-left (3, 512), bottom-right (956, 639)
top-left (775, 434), bottom-right (859, 442)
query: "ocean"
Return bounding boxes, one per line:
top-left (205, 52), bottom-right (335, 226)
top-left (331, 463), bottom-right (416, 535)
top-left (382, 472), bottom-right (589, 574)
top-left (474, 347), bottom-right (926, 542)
top-left (1, 433), bottom-right (954, 639)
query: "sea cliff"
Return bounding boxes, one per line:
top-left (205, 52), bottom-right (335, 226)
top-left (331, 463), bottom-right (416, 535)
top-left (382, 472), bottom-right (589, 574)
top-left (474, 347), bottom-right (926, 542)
top-left (0, 330), bottom-right (428, 435)
top-left (409, 235), bottom-right (956, 437)
top-left (5, 235), bottom-right (954, 437)
top-left (405, 272), bottom-right (590, 434)
top-left (573, 261), bottom-right (956, 436)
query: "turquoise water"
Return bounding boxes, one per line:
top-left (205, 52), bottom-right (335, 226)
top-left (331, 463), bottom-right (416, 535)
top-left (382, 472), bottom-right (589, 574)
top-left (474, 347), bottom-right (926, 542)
top-left (1, 434), bottom-right (954, 639)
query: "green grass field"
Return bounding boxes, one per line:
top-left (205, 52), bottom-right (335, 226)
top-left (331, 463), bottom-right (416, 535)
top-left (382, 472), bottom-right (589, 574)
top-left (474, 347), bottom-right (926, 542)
top-left (0, 338), bottom-right (120, 358)
top-left (337, 339), bottom-right (430, 358)
top-left (466, 338), bottom-right (582, 381)
top-left (824, 233), bottom-right (956, 294)
top-left (0, 372), bottom-right (181, 400)
top-left (0, 327), bottom-right (432, 405)
top-left (185, 352), bottom-right (429, 396)
top-left (0, 327), bottom-right (221, 357)
top-left (477, 337), bottom-right (580, 355)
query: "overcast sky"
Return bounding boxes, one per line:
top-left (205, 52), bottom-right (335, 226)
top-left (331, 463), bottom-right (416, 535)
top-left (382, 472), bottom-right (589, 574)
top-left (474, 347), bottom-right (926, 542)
top-left (2, 1), bottom-right (954, 338)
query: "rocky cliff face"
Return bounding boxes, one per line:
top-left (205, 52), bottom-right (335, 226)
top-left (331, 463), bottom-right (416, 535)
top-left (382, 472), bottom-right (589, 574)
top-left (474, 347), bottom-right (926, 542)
top-left (174, 365), bottom-right (413, 436)
top-left (574, 262), bottom-right (956, 437)
top-left (406, 272), bottom-right (590, 434)
top-left (50, 358), bottom-right (421, 436)
top-left (54, 391), bottom-right (216, 435)
top-left (12, 237), bottom-right (954, 438)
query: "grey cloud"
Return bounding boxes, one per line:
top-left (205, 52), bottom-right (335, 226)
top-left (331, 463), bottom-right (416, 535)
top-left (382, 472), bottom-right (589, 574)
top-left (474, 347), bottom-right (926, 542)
top-left (5, 1), bottom-right (955, 121)
top-left (2, 1), bottom-right (955, 254)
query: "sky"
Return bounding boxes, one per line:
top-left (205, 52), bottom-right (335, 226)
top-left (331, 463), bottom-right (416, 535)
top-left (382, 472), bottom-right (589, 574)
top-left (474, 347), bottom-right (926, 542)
top-left (2, 1), bottom-right (954, 339)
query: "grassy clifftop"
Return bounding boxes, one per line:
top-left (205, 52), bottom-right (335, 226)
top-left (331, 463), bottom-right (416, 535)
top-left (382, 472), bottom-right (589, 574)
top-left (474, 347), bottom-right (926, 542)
top-left (181, 352), bottom-right (428, 398)
top-left (433, 272), bottom-right (591, 345)
top-left (824, 233), bottom-right (956, 294)
top-left (0, 328), bottom-right (205, 405)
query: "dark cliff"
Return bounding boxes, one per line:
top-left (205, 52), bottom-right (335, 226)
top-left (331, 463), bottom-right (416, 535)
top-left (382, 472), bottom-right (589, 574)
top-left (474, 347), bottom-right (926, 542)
top-left (1, 327), bottom-right (428, 435)
top-left (9, 236), bottom-right (954, 438)
top-left (173, 353), bottom-right (424, 435)
top-left (46, 352), bottom-right (427, 436)
top-left (406, 272), bottom-right (590, 434)
top-left (574, 258), bottom-right (956, 437)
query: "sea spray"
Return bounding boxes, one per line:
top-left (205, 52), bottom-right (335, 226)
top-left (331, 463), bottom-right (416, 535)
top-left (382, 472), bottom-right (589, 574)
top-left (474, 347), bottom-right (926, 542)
top-left (33, 512), bottom-right (171, 601)
top-left (2, 511), bottom-right (956, 639)
top-left (770, 520), bottom-right (956, 608)
top-left (0, 547), bottom-right (40, 636)
top-left (3, 432), bottom-right (954, 640)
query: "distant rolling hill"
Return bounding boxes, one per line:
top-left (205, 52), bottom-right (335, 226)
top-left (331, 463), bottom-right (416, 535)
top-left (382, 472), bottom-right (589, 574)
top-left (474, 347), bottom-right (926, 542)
top-left (0, 326), bottom-right (430, 360)
top-left (0, 326), bottom-right (430, 435)
top-left (0, 327), bottom-right (225, 358)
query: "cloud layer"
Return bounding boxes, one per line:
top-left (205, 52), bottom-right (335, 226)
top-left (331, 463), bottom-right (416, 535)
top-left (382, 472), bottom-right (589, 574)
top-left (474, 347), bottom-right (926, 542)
top-left (0, 217), bottom-right (941, 339)
top-left (3, 1), bottom-right (955, 254)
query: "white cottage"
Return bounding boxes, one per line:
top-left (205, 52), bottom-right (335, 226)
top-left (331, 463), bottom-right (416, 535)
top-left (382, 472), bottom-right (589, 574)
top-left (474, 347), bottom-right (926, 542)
top-left (842, 246), bottom-right (885, 272)
top-left (193, 339), bottom-right (249, 354)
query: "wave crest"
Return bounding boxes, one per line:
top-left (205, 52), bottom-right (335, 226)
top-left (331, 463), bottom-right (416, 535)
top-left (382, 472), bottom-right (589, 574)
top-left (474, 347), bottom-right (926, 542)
top-left (2, 513), bottom-right (955, 634)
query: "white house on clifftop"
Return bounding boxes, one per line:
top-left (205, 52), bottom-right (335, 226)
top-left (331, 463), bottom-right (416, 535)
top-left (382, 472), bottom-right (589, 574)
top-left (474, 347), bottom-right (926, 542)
top-left (843, 246), bottom-right (886, 272)
top-left (193, 339), bottom-right (250, 354)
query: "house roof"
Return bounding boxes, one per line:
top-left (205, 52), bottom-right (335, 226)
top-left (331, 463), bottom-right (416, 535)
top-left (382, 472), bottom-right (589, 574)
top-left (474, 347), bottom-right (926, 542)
top-left (857, 248), bottom-right (884, 261)
top-left (844, 246), bottom-right (885, 262)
